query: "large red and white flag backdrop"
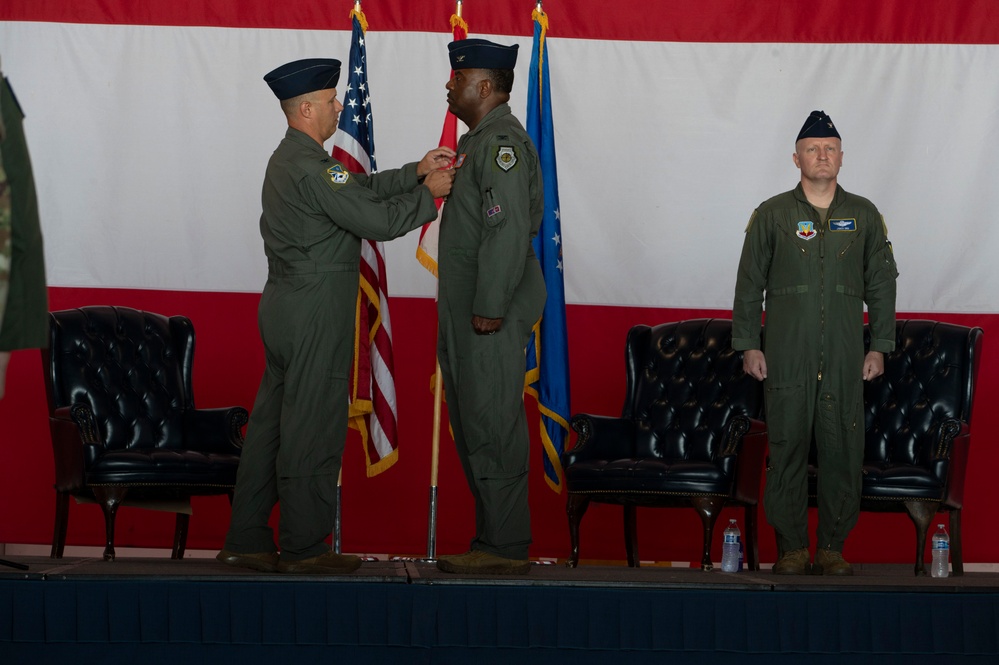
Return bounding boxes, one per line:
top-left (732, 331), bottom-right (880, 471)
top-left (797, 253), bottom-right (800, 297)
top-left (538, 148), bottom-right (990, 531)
top-left (2, 0), bottom-right (998, 563)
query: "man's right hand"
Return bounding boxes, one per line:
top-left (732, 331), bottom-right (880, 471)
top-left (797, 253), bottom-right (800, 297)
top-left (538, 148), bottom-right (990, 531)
top-left (743, 349), bottom-right (767, 381)
top-left (423, 168), bottom-right (455, 198)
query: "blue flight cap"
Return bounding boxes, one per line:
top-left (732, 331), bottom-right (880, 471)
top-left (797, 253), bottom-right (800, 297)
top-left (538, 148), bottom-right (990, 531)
top-left (264, 58), bottom-right (341, 100)
top-left (448, 39), bottom-right (519, 70)
top-left (796, 110), bottom-right (841, 142)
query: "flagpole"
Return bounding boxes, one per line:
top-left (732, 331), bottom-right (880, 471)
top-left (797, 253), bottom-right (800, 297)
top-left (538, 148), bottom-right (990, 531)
top-left (425, 360), bottom-right (443, 560)
top-left (335, 0), bottom-right (361, 559)
top-left (334, 468), bottom-right (343, 554)
top-left (420, 0), bottom-right (464, 563)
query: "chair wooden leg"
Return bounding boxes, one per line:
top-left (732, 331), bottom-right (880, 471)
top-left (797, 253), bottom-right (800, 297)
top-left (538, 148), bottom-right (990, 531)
top-left (691, 496), bottom-right (724, 571)
top-left (949, 509), bottom-right (963, 576)
top-left (565, 493), bottom-right (590, 568)
top-left (743, 503), bottom-right (760, 571)
top-left (904, 499), bottom-right (939, 577)
top-left (51, 491), bottom-right (71, 559)
top-left (624, 505), bottom-right (639, 568)
top-left (92, 486), bottom-right (128, 561)
top-left (172, 512), bottom-right (190, 560)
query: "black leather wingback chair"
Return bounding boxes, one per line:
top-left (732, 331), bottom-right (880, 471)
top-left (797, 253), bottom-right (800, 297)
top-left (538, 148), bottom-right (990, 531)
top-left (808, 319), bottom-right (983, 576)
top-left (563, 319), bottom-right (767, 570)
top-left (41, 306), bottom-right (248, 561)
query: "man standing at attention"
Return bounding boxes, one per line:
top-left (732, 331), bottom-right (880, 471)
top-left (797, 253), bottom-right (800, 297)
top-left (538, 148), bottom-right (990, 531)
top-left (435, 39), bottom-right (547, 575)
top-left (732, 111), bottom-right (898, 576)
top-left (218, 58), bottom-right (455, 574)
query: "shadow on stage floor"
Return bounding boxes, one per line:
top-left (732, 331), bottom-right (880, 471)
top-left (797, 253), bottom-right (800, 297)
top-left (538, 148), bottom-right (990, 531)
top-left (2, 555), bottom-right (998, 663)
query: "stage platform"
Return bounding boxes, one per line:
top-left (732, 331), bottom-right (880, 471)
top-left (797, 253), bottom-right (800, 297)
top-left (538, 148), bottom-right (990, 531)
top-left (2, 554), bottom-right (998, 664)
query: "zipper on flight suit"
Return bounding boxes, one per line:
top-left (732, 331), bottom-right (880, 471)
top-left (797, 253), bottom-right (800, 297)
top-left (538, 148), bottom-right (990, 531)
top-left (779, 226), bottom-right (808, 253)
top-left (837, 234), bottom-right (859, 258)
top-left (817, 219), bottom-right (826, 382)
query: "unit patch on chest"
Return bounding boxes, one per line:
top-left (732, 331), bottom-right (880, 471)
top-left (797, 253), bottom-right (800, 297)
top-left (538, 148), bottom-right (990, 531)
top-left (495, 146), bottom-right (518, 172)
top-left (829, 218), bottom-right (857, 232)
top-left (796, 221), bottom-right (817, 240)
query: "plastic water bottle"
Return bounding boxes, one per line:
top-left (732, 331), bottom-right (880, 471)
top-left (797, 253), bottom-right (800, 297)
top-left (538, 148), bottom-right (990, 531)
top-left (721, 519), bottom-right (741, 572)
top-left (931, 524), bottom-right (950, 578)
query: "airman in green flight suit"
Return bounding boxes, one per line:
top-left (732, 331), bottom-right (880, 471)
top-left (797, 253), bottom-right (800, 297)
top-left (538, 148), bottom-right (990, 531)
top-left (435, 39), bottom-right (547, 576)
top-left (733, 111), bottom-right (898, 576)
top-left (219, 58), bottom-right (455, 574)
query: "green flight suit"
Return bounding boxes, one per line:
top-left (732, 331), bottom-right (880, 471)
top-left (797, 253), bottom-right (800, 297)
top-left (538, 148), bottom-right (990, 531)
top-left (0, 75), bottom-right (48, 351)
top-left (732, 183), bottom-right (898, 554)
top-left (224, 127), bottom-right (438, 560)
top-left (437, 104), bottom-right (546, 560)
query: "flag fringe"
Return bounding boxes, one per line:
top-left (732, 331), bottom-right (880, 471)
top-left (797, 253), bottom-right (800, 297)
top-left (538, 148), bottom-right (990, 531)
top-left (450, 13), bottom-right (468, 32)
top-left (358, 274), bottom-right (382, 340)
top-left (415, 246), bottom-right (439, 277)
top-left (350, 7), bottom-right (369, 33)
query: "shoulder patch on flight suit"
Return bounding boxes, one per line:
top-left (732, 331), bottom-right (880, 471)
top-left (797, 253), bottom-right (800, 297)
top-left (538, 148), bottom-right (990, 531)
top-left (829, 218), bottom-right (857, 231)
top-left (495, 145), bottom-right (518, 172)
top-left (322, 163), bottom-right (350, 190)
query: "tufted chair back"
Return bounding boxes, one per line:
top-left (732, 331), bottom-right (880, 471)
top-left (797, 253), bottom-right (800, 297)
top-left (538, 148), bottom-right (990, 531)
top-left (41, 306), bottom-right (247, 561)
top-left (807, 319), bottom-right (982, 576)
top-left (563, 319), bottom-right (767, 571)
top-left (627, 320), bottom-right (762, 465)
top-left (862, 320), bottom-right (976, 471)
top-left (46, 306), bottom-right (194, 455)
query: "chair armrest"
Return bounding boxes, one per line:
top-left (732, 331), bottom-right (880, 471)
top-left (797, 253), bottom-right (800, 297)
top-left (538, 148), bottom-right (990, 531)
top-left (931, 418), bottom-right (966, 460)
top-left (183, 407), bottom-right (248, 454)
top-left (720, 415), bottom-right (766, 456)
top-left (730, 418), bottom-right (767, 505)
top-left (942, 426), bottom-right (971, 510)
top-left (563, 414), bottom-right (636, 465)
top-left (48, 406), bottom-right (90, 492)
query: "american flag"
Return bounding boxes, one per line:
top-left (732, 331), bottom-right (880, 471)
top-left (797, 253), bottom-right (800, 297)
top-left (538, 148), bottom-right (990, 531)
top-left (331, 7), bottom-right (399, 476)
top-left (415, 9), bottom-right (468, 276)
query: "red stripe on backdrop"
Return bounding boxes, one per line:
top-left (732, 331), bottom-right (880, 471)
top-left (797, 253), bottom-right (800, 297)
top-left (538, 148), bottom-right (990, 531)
top-left (3, 286), bottom-right (998, 564)
top-left (3, 0), bottom-right (999, 44)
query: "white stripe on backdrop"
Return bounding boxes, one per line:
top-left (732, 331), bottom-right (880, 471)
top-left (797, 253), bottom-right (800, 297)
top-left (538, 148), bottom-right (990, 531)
top-left (2, 22), bottom-right (998, 312)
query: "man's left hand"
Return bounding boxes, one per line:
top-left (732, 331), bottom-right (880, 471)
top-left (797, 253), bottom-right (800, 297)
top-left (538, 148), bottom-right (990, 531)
top-left (472, 315), bottom-right (502, 335)
top-left (862, 351), bottom-right (885, 381)
top-left (417, 146), bottom-right (458, 177)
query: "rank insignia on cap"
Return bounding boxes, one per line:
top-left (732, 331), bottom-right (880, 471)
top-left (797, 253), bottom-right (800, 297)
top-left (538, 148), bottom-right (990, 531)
top-left (796, 221), bottom-right (817, 240)
top-left (327, 164), bottom-right (349, 184)
top-left (487, 205), bottom-right (502, 217)
top-left (829, 218), bottom-right (857, 232)
top-left (496, 146), bottom-right (517, 172)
